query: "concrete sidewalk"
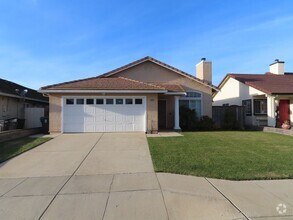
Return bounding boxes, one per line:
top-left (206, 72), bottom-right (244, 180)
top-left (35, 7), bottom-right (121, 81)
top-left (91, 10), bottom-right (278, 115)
top-left (0, 133), bottom-right (292, 219)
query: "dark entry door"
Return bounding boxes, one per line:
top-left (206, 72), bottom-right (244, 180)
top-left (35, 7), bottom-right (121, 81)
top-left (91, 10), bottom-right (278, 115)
top-left (279, 100), bottom-right (290, 124)
top-left (158, 100), bottom-right (167, 129)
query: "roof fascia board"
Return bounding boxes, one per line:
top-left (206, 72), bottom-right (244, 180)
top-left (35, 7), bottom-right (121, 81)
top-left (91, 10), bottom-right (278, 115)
top-left (0, 92), bottom-right (48, 103)
top-left (39, 89), bottom-right (168, 94)
top-left (164, 92), bottom-right (187, 95)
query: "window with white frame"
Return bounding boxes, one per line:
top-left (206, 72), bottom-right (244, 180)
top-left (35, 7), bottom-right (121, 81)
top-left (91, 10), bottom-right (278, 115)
top-left (179, 91), bottom-right (202, 117)
top-left (254, 99), bottom-right (267, 115)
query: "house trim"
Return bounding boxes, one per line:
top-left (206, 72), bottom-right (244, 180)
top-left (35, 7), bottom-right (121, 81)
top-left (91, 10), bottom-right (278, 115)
top-left (39, 89), bottom-right (168, 94)
top-left (0, 92), bottom-right (48, 104)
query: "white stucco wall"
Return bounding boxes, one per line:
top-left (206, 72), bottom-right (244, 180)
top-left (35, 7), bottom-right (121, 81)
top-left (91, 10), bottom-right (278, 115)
top-left (213, 77), bottom-right (265, 105)
top-left (213, 77), bottom-right (266, 126)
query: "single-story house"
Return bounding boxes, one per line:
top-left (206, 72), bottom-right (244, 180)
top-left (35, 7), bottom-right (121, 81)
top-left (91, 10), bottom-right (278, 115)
top-left (0, 78), bottom-right (49, 130)
top-left (213, 60), bottom-right (293, 127)
top-left (39, 56), bottom-right (218, 133)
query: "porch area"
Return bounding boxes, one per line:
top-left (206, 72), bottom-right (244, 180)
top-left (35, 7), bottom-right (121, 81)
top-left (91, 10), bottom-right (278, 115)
top-left (244, 94), bottom-right (293, 128)
top-left (157, 91), bottom-right (203, 132)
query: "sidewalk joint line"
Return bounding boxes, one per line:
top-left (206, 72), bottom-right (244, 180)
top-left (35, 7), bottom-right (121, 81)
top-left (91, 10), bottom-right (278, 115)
top-left (1, 177), bottom-right (29, 197)
top-left (155, 173), bottom-right (170, 220)
top-left (102, 174), bottom-right (114, 220)
top-left (38, 133), bottom-right (104, 219)
top-left (204, 178), bottom-right (250, 220)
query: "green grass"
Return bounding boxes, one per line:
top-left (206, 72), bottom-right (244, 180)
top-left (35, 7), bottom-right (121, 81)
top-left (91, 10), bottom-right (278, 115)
top-left (148, 131), bottom-right (293, 180)
top-left (0, 137), bottom-right (52, 163)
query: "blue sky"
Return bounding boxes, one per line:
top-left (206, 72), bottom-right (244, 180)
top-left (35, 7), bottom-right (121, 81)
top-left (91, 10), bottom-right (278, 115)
top-left (0, 0), bottom-right (293, 89)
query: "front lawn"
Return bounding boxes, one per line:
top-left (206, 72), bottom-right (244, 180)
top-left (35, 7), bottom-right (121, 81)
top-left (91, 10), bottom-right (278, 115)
top-left (148, 131), bottom-right (293, 180)
top-left (0, 137), bottom-right (52, 163)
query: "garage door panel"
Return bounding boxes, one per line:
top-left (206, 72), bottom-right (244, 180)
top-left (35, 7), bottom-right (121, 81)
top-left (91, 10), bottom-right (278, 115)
top-left (84, 116), bottom-right (95, 123)
top-left (95, 116), bottom-right (104, 123)
top-left (105, 115), bottom-right (115, 123)
top-left (125, 124), bottom-right (134, 131)
top-left (64, 116), bottom-right (84, 123)
top-left (125, 116), bottom-right (134, 123)
top-left (115, 124), bottom-right (124, 132)
top-left (105, 124), bottom-right (115, 132)
top-left (63, 123), bottom-right (84, 132)
top-left (84, 125), bottom-right (95, 132)
top-left (134, 124), bottom-right (144, 131)
top-left (95, 124), bottom-right (104, 132)
top-left (115, 115), bottom-right (124, 123)
top-left (63, 97), bottom-right (145, 133)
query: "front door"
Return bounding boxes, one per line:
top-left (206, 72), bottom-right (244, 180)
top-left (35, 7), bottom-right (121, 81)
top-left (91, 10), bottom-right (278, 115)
top-left (279, 100), bottom-right (290, 124)
top-left (158, 100), bottom-right (167, 129)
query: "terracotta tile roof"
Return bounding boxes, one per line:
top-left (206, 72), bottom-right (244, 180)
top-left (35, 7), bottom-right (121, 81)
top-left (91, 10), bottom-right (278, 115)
top-left (228, 73), bottom-right (293, 94)
top-left (151, 83), bottom-right (185, 92)
top-left (41, 77), bottom-right (166, 91)
top-left (98, 56), bottom-right (219, 91)
top-left (0, 78), bottom-right (48, 102)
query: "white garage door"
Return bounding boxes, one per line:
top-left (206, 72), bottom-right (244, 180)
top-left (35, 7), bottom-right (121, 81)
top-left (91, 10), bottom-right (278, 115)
top-left (62, 97), bottom-right (146, 132)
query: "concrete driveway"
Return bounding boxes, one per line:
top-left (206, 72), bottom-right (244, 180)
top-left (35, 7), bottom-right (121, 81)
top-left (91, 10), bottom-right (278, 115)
top-left (0, 133), bottom-right (292, 220)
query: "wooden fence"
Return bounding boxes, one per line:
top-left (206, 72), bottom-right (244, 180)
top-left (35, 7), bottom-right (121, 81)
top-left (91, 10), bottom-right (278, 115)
top-left (212, 105), bottom-right (245, 129)
top-left (24, 107), bottom-right (44, 129)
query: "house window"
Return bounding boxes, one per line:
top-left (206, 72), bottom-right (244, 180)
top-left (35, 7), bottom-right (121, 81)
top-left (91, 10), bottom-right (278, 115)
top-left (223, 103), bottom-right (229, 107)
top-left (254, 99), bottom-right (267, 115)
top-left (76, 99), bottom-right (84, 105)
top-left (86, 99), bottom-right (94, 105)
top-left (179, 100), bottom-right (201, 117)
top-left (125, 99), bottom-right (133, 104)
top-left (186, 92), bottom-right (201, 98)
top-left (116, 99), bottom-right (123, 104)
top-left (135, 99), bottom-right (143, 104)
top-left (242, 99), bottom-right (252, 116)
top-left (180, 91), bottom-right (202, 117)
top-left (106, 99), bottom-right (114, 104)
top-left (66, 99), bottom-right (74, 105)
top-left (96, 99), bottom-right (104, 104)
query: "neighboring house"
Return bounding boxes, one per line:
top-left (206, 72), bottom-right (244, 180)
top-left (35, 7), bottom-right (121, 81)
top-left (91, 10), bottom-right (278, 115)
top-left (39, 56), bottom-right (218, 133)
top-left (0, 78), bottom-right (49, 130)
top-left (213, 60), bottom-right (293, 127)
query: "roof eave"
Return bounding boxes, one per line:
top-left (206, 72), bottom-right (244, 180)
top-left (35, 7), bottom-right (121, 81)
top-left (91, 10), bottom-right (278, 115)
top-left (164, 92), bottom-right (187, 95)
top-left (0, 92), bottom-right (48, 103)
top-left (38, 89), bottom-right (168, 94)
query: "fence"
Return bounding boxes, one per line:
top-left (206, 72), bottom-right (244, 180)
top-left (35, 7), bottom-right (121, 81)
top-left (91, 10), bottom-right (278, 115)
top-left (24, 107), bottom-right (44, 129)
top-left (212, 105), bottom-right (245, 129)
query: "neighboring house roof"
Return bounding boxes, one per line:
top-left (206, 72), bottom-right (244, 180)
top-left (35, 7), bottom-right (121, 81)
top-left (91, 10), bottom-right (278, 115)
top-left (217, 73), bottom-right (293, 95)
top-left (0, 78), bottom-right (48, 103)
top-left (41, 77), bottom-right (166, 91)
top-left (99, 56), bottom-right (219, 91)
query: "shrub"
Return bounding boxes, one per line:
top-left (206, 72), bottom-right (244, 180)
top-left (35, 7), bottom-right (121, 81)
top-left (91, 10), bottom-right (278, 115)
top-left (223, 108), bottom-right (241, 130)
top-left (179, 107), bottom-right (214, 131)
top-left (179, 106), bottom-right (199, 131)
top-left (199, 116), bottom-right (214, 131)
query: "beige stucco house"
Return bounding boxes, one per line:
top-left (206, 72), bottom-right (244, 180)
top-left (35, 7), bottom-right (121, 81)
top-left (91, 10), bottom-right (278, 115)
top-left (0, 78), bottom-right (48, 131)
top-left (213, 60), bottom-right (293, 128)
top-left (39, 56), bottom-right (218, 133)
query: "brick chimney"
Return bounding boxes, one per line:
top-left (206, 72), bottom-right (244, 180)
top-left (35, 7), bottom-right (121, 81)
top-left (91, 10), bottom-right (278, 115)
top-left (269, 59), bottom-right (285, 75)
top-left (196, 58), bottom-right (212, 83)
